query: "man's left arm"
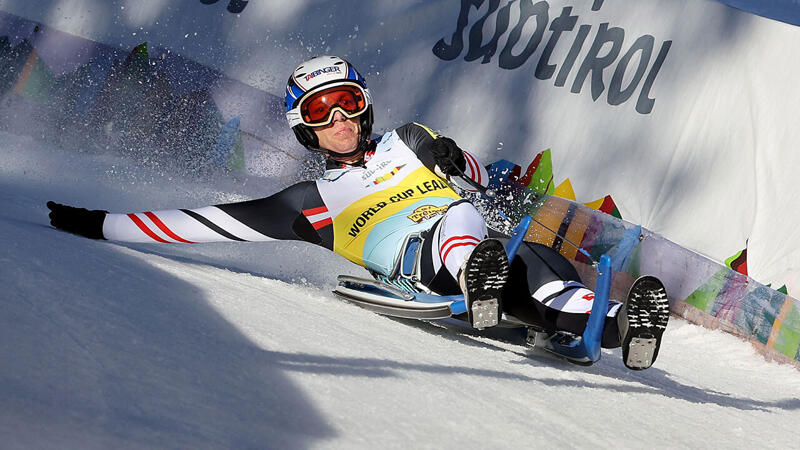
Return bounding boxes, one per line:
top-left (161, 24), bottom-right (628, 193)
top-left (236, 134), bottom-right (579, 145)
top-left (395, 122), bottom-right (489, 190)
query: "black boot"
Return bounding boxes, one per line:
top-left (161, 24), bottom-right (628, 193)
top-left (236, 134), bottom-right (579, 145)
top-left (618, 276), bottom-right (670, 370)
top-left (459, 239), bottom-right (509, 330)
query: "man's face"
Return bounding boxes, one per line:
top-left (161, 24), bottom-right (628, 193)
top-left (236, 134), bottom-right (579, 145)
top-left (313, 111), bottom-right (361, 154)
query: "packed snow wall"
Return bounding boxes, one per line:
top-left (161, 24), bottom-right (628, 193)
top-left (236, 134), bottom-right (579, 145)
top-left (1, 1), bottom-right (799, 364)
top-left (0, 10), bottom-right (305, 181)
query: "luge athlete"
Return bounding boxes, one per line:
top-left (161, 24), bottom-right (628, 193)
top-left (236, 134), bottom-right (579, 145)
top-left (47, 56), bottom-right (669, 369)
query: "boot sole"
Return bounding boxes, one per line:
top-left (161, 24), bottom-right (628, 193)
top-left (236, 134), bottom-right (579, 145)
top-left (463, 239), bottom-right (509, 329)
top-left (620, 276), bottom-right (670, 370)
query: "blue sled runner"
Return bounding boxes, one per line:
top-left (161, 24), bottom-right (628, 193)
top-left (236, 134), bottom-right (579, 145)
top-left (333, 216), bottom-right (613, 366)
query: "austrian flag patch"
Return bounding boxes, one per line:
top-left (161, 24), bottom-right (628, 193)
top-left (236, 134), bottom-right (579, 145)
top-left (302, 206), bottom-right (333, 230)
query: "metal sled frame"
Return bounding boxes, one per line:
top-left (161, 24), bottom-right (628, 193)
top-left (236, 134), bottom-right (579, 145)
top-left (333, 217), bottom-right (533, 319)
top-left (531, 254), bottom-right (611, 364)
top-left (332, 216), bottom-right (612, 364)
top-left (334, 275), bottom-right (466, 319)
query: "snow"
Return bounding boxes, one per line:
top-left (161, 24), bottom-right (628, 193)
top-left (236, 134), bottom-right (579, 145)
top-left (3, 0), bottom-right (800, 302)
top-left (1, 131), bottom-right (799, 448)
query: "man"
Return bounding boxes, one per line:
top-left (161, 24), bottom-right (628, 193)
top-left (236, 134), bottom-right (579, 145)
top-left (47, 56), bottom-right (668, 369)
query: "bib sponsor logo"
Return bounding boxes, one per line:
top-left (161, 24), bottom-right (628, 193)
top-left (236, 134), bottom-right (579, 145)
top-left (348, 202), bottom-right (389, 237)
top-left (361, 160), bottom-right (391, 181)
top-left (408, 205), bottom-right (448, 224)
top-left (343, 172), bottom-right (459, 240)
top-left (415, 178), bottom-right (449, 195)
top-left (371, 164), bottom-right (406, 186)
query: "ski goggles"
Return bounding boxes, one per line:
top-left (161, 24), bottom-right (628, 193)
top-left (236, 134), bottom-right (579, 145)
top-left (298, 83), bottom-right (369, 127)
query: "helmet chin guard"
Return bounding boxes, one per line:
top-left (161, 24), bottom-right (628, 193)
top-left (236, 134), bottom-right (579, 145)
top-left (285, 56), bottom-right (374, 156)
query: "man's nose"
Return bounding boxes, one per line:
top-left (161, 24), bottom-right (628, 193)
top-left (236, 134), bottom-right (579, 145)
top-left (330, 110), bottom-right (346, 122)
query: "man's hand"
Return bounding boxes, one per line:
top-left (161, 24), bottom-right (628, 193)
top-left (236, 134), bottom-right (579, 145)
top-left (430, 137), bottom-right (467, 176)
top-left (46, 201), bottom-right (108, 240)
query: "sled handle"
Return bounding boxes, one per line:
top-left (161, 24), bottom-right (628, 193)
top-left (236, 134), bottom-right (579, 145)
top-left (583, 254), bottom-right (612, 362)
top-left (447, 157), bottom-right (597, 265)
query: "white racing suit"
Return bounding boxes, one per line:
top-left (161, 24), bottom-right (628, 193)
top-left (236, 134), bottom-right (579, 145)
top-left (104, 123), bottom-right (488, 292)
top-left (101, 122), bottom-right (622, 345)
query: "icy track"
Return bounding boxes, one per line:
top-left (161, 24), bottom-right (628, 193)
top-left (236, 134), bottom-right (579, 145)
top-left (0, 131), bottom-right (798, 449)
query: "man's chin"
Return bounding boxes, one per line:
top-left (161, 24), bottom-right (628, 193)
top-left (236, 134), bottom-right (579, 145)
top-left (330, 140), bottom-right (359, 153)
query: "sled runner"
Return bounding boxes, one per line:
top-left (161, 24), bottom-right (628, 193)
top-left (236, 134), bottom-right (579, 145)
top-left (525, 254), bottom-right (611, 365)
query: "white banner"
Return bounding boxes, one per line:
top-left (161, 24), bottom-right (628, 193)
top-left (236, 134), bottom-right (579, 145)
top-left (2, 0), bottom-right (798, 291)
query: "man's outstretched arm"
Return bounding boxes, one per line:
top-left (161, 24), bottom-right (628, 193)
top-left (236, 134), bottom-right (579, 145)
top-left (47, 181), bottom-right (325, 245)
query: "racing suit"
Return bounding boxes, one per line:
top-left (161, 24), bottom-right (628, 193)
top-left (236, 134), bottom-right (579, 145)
top-left (60, 121), bottom-right (625, 346)
top-left (102, 122), bottom-right (489, 294)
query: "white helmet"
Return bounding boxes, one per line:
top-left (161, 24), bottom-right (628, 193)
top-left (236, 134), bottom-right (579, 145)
top-left (284, 56), bottom-right (374, 155)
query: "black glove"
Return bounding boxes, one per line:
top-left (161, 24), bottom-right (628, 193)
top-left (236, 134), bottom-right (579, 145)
top-left (46, 201), bottom-right (108, 240)
top-left (430, 137), bottom-right (467, 176)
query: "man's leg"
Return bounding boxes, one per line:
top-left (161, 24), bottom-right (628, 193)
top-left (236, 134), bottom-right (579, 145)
top-left (419, 201), bottom-right (508, 328)
top-left (428, 201), bottom-right (487, 280)
top-left (503, 242), bottom-right (669, 369)
top-left (460, 239), bottom-right (509, 329)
